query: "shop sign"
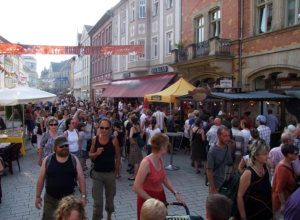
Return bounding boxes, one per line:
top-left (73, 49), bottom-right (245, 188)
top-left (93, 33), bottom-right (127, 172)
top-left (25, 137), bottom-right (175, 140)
top-left (220, 79), bottom-right (232, 88)
top-left (151, 95), bottom-right (162, 101)
top-left (123, 72), bottom-right (131, 78)
top-left (151, 66), bottom-right (168, 74)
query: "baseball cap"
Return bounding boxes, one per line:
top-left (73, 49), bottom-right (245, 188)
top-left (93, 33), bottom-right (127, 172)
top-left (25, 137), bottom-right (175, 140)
top-left (256, 115), bottom-right (267, 123)
top-left (54, 136), bottom-right (69, 148)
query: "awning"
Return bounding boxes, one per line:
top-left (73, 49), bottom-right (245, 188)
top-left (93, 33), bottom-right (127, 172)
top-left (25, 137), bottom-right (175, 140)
top-left (177, 91), bottom-right (293, 101)
top-left (101, 74), bottom-right (176, 98)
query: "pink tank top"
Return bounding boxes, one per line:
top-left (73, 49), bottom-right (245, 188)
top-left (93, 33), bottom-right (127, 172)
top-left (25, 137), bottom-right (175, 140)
top-left (142, 157), bottom-right (166, 192)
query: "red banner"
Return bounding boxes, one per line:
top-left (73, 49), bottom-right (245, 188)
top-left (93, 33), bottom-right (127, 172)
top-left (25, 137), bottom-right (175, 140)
top-left (0, 43), bottom-right (144, 55)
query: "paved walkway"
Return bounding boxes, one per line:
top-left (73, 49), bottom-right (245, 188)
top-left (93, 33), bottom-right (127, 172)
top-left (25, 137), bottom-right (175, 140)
top-left (1, 140), bottom-right (208, 220)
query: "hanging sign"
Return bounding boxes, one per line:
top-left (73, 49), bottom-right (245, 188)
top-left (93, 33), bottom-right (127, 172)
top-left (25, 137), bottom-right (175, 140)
top-left (151, 66), bottom-right (168, 74)
top-left (220, 79), bottom-right (232, 88)
top-left (151, 95), bottom-right (162, 101)
top-left (0, 43), bottom-right (144, 56)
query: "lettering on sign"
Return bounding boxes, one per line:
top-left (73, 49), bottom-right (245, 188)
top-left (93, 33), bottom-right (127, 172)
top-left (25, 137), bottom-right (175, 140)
top-left (151, 95), bottom-right (162, 101)
top-left (151, 66), bottom-right (168, 74)
top-left (220, 80), bottom-right (232, 88)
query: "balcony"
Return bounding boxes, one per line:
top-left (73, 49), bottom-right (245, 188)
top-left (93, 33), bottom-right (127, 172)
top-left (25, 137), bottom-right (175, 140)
top-left (171, 37), bottom-right (231, 63)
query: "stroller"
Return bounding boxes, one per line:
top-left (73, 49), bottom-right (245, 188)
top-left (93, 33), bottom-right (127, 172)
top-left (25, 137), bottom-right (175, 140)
top-left (165, 202), bottom-right (204, 220)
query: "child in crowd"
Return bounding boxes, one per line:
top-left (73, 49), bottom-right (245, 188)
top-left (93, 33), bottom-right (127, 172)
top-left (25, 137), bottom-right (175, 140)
top-left (206, 194), bottom-right (231, 220)
top-left (140, 198), bottom-right (167, 220)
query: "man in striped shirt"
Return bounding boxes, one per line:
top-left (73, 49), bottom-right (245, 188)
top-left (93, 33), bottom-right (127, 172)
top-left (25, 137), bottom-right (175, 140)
top-left (153, 106), bottom-right (166, 133)
top-left (250, 115), bottom-right (271, 145)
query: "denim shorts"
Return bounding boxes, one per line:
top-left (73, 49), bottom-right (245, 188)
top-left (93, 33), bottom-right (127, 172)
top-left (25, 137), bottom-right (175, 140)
top-left (81, 150), bottom-right (88, 159)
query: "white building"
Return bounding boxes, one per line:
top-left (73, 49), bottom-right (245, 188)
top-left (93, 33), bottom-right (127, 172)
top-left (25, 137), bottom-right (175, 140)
top-left (23, 56), bottom-right (38, 88)
top-left (74, 33), bottom-right (83, 99)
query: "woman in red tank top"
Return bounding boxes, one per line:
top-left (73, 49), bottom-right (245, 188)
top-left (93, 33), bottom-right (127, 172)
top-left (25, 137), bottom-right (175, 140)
top-left (133, 133), bottom-right (186, 220)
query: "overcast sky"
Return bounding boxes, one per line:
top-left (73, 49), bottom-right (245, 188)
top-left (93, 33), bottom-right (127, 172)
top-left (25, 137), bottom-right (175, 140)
top-left (1, 0), bottom-right (120, 76)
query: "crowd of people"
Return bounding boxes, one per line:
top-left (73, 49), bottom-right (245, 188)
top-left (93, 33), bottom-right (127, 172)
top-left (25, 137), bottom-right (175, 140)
top-left (2, 96), bottom-right (300, 220)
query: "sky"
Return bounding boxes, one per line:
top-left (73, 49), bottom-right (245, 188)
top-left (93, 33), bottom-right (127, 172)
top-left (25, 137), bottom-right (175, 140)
top-left (1, 0), bottom-right (120, 76)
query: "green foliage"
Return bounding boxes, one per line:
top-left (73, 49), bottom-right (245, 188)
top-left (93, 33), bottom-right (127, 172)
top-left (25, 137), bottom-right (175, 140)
top-left (174, 40), bottom-right (187, 50)
top-left (5, 104), bottom-right (23, 121)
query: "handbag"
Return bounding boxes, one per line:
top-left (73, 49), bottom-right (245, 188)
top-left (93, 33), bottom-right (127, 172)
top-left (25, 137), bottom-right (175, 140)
top-left (135, 127), bottom-right (144, 148)
top-left (31, 134), bottom-right (37, 147)
top-left (189, 127), bottom-right (200, 147)
top-left (279, 165), bottom-right (300, 194)
top-left (205, 146), bottom-right (229, 186)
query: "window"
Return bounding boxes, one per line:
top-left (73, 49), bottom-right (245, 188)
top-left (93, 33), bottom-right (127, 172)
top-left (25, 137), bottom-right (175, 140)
top-left (167, 0), bottom-right (173, 9)
top-left (287, 0), bottom-right (300, 26)
top-left (114, 56), bottom-right (118, 69)
top-left (166, 32), bottom-right (173, 55)
top-left (121, 17), bottom-right (126, 33)
top-left (153, 0), bottom-right (159, 16)
top-left (121, 56), bottom-right (125, 67)
top-left (211, 9), bottom-right (221, 37)
top-left (196, 16), bottom-right (204, 43)
top-left (130, 41), bottom-right (135, 61)
top-left (257, 0), bottom-right (273, 33)
top-left (139, 0), bottom-right (146, 18)
top-left (115, 22), bottom-right (118, 37)
top-left (137, 39), bottom-right (145, 59)
top-left (131, 3), bottom-right (135, 22)
top-left (152, 37), bottom-right (158, 58)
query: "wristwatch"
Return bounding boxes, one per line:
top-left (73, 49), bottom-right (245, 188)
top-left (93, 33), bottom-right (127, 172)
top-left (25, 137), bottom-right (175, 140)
top-left (81, 195), bottom-right (86, 198)
top-left (174, 191), bottom-right (179, 196)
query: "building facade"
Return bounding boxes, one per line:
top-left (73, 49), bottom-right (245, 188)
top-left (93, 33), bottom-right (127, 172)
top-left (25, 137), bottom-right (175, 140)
top-left (170, 0), bottom-right (300, 91)
top-left (111, 0), bottom-right (181, 79)
top-left (74, 33), bottom-right (83, 99)
top-left (23, 56), bottom-right (38, 88)
top-left (89, 10), bottom-right (113, 101)
top-left (48, 60), bottom-right (71, 94)
top-left (81, 25), bottom-right (93, 100)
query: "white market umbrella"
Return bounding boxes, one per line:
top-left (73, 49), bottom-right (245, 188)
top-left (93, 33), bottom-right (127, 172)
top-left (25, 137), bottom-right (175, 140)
top-left (0, 86), bottom-right (56, 105)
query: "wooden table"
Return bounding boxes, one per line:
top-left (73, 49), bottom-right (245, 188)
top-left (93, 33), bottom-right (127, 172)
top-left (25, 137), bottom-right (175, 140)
top-left (0, 130), bottom-right (25, 155)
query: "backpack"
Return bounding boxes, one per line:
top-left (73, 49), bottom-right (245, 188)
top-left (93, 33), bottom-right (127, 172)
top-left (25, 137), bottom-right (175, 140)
top-left (45, 153), bottom-right (77, 183)
top-left (144, 117), bottom-right (151, 129)
top-left (218, 167), bottom-right (255, 217)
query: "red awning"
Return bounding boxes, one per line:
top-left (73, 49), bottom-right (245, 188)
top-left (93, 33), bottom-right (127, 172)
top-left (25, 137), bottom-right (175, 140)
top-left (101, 74), bottom-right (176, 98)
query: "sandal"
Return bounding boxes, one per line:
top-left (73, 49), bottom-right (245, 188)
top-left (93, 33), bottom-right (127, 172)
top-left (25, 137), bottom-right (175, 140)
top-left (83, 166), bottom-right (88, 171)
top-left (196, 170), bottom-right (201, 174)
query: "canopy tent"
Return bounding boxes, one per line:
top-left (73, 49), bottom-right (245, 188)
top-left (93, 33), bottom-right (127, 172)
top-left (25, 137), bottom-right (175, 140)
top-left (0, 86), bottom-right (56, 105)
top-left (144, 78), bottom-right (195, 103)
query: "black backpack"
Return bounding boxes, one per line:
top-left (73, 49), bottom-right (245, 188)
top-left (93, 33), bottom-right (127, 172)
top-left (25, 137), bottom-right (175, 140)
top-left (218, 167), bottom-right (255, 217)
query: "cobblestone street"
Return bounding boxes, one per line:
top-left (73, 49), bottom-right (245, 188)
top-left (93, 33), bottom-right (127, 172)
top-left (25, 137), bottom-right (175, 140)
top-left (1, 140), bottom-right (208, 220)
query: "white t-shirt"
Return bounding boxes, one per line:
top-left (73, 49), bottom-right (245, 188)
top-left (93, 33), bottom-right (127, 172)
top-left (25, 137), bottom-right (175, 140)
top-left (146, 127), bottom-right (161, 145)
top-left (66, 130), bottom-right (79, 152)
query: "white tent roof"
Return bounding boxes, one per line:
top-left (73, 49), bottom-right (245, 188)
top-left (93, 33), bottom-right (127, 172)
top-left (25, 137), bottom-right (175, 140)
top-left (0, 86), bottom-right (56, 105)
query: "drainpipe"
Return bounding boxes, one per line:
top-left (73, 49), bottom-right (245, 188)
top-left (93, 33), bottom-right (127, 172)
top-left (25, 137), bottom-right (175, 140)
top-left (180, 0), bottom-right (182, 42)
top-left (239, 0), bottom-right (244, 89)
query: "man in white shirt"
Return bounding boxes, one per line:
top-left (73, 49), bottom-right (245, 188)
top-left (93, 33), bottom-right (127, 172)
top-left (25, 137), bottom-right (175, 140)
top-left (153, 106), bottom-right (166, 133)
top-left (266, 109), bottom-right (278, 132)
top-left (118, 100), bottom-right (123, 110)
top-left (140, 109), bottom-right (147, 131)
top-left (207, 118), bottom-right (222, 149)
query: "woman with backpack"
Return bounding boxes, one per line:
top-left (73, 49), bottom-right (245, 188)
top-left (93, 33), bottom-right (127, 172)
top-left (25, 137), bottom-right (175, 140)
top-left (272, 144), bottom-right (299, 220)
top-left (64, 118), bottom-right (82, 162)
top-left (145, 116), bottom-right (160, 155)
top-left (237, 140), bottom-right (273, 220)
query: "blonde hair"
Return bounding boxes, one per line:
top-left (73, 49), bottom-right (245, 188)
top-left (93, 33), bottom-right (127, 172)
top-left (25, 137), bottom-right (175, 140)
top-left (150, 133), bottom-right (169, 153)
top-left (55, 196), bottom-right (86, 220)
top-left (140, 198), bottom-right (167, 220)
top-left (249, 139), bottom-right (270, 166)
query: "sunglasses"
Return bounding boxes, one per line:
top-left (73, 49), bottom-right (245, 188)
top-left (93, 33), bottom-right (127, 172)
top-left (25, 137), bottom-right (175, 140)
top-left (100, 127), bottom-right (110, 130)
top-left (58, 144), bottom-right (69, 148)
top-left (49, 123), bottom-right (58, 126)
top-left (70, 122), bottom-right (75, 125)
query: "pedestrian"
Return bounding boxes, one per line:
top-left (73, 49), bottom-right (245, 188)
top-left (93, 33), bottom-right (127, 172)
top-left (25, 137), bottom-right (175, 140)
top-left (84, 114), bottom-right (97, 152)
top-left (221, 112), bottom-right (231, 129)
top-left (294, 123), bottom-right (300, 149)
top-left (237, 139), bottom-right (273, 220)
top-left (183, 113), bottom-right (193, 155)
top-left (113, 121), bottom-right (124, 178)
top-left (190, 119), bottom-right (206, 174)
top-left (77, 122), bottom-right (88, 172)
top-left (152, 107), bottom-right (166, 133)
top-left (89, 118), bottom-right (121, 220)
top-left (25, 109), bottom-right (35, 139)
top-left (206, 118), bottom-right (222, 151)
top-left (128, 115), bottom-right (143, 180)
top-left (266, 109), bottom-right (279, 132)
top-left (206, 126), bottom-right (232, 194)
top-left (64, 118), bottom-right (82, 162)
top-left (251, 115), bottom-right (271, 145)
top-left (206, 194), bottom-right (231, 220)
top-left (272, 144), bottom-right (299, 220)
top-left (140, 198), bottom-right (167, 220)
top-left (284, 188), bottom-right (300, 220)
top-left (35, 136), bottom-right (87, 220)
top-left (134, 133), bottom-right (186, 220)
top-left (240, 112), bottom-right (253, 129)
top-left (145, 116), bottom-right (161, 155)
top-left (240, 119), bottom-right (251, 155)
top-left (73, 110), bottom-right (85, 128)
top-left (38, 117), bottom-right (64, 166)
top-left (55, 195), bottom-right (87, 220)
top-left (231, 118), bottom-right (245, 174)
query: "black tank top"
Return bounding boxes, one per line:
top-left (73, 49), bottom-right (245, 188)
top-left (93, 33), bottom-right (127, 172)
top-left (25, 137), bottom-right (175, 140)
top-left (46, 155), bottom-right (76, 199)
top-left (94, 135), bottom-right (116, 172)
top-left (116, 131), bottom-right (124, 147)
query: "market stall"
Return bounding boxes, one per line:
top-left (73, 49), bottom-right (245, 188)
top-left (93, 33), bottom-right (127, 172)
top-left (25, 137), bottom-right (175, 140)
top-left (0, 86), bottom-right (56, 155)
